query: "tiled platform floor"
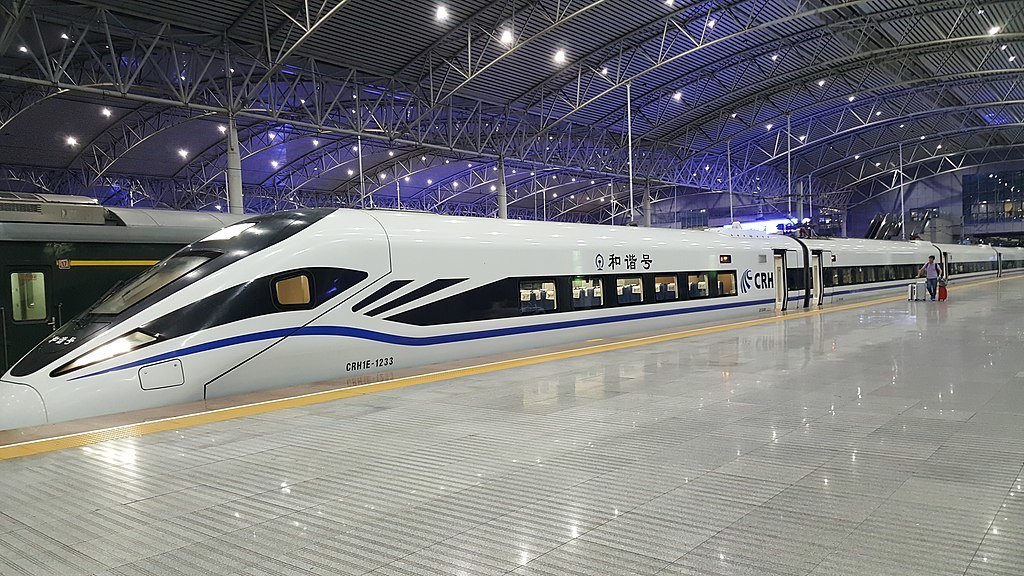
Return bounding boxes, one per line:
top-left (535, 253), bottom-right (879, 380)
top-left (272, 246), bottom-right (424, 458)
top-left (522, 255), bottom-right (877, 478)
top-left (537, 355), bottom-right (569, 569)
top-left (2, 279), bottom-right (1023, 575)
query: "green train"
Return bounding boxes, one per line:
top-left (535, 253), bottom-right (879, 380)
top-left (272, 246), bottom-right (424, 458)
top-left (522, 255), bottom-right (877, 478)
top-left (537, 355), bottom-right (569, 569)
top-left (1, 192), bottom-right (243, 373)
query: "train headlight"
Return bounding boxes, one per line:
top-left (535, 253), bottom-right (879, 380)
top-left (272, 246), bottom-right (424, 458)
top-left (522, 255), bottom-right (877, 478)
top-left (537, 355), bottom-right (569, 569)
top-left (53, 331), bottom-right (158, 376)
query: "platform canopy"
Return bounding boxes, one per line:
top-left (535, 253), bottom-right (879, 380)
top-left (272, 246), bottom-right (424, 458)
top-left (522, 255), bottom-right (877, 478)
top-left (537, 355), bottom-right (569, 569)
top-left (0, 0), bottom-right (1021, 223)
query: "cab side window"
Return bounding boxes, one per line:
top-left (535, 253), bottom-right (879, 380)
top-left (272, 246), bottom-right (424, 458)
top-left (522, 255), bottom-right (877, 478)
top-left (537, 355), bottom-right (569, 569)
top-left (274, 273), bottom-right (312, 308)
top-left (11, 272), bottom-right (47, 322)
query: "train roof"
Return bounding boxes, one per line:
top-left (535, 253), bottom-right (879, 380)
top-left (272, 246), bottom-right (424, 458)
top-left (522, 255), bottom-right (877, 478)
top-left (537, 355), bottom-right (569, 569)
top-left (0, 193), bottom-right (246, 244)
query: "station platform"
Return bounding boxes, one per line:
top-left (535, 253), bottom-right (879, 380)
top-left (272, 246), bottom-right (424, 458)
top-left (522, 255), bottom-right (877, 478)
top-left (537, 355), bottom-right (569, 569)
top-left (1, 278), bottom-right (1023, 576)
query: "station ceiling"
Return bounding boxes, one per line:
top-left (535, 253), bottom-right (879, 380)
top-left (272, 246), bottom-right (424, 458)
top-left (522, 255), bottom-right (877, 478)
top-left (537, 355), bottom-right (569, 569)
top-left (0, 0), bottom-right (1021, 221)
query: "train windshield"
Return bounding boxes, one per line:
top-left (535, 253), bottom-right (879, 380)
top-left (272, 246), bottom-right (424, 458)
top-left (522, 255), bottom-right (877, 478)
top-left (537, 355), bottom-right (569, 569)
top-left (91, 254), bottom-right (213, 315)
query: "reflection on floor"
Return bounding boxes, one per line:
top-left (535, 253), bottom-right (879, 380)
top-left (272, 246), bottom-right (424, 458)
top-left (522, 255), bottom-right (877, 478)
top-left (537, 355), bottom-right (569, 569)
top-left (1, 279), bottom-right (1023, 575)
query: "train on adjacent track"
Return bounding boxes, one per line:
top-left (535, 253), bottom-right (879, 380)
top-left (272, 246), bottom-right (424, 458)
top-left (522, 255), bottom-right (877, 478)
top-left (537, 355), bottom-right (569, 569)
top-left (3, 208), bottom-right (1023, 430)
top-left (0, 193), bottom-right (244, 373)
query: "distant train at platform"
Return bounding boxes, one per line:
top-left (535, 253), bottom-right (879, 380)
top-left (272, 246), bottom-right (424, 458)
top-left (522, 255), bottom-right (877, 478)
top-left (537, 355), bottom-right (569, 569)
top-left (3, 208), bottom-right (1023, 429)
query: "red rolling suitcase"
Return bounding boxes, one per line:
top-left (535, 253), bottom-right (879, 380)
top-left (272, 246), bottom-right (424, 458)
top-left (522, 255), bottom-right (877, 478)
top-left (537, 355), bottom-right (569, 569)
top-left (938, 285), bottom-right (947, 301)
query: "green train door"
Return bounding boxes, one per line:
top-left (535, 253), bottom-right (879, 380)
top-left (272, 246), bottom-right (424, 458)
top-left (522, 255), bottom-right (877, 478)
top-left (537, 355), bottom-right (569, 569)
top-left (2, 265), bottom-right (55, 373)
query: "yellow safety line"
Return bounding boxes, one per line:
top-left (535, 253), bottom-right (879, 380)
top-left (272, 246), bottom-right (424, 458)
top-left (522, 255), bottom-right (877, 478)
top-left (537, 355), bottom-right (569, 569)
top-left (0, 274), bottom-right (1016, 461)
top-left (68, 260), bottom-right (160, 267)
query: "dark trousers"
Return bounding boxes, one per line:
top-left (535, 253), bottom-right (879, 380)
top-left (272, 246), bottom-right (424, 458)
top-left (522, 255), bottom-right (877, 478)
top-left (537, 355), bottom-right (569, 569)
top-left (926, 277), bottom-right (938, 300)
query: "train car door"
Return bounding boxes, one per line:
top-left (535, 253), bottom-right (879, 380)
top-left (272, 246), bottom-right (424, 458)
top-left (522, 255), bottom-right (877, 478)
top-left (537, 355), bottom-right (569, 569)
top-left (997, 252), bottom-right (1003, 277)
top-left (811, 250), bottom-right (828, 306)
top-left (2, 265), bottom-right (54, 372)
top-left (773, 252), bottom-right (788, 311)
top-left (942, 251), bottom-right (952, 279)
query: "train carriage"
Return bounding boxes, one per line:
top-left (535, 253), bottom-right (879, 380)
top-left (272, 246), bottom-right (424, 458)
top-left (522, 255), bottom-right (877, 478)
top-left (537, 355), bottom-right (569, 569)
top-left (3, 208), bottom-right (1022, 430)
top-left (0, 193), bottom-right (244, 373)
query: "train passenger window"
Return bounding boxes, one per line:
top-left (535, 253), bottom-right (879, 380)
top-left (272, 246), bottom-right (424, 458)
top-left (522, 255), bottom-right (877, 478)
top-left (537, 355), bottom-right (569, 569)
top-left (274, 274), bottom-right (312, 307)
top-left (654, 275), bottom-right (678, 301)
top-left (717, 272), bottom-right (737, 296)
top-left (520, 280), bottom-right (556, 314)
top-left (616, 277), bottom-right (644, 305)
top-left (10, 272), bottom-right (46, 322)
top-left (686, 273), bottom-right (710, 298)
top-left (571, 277), bottom-right (603, 310)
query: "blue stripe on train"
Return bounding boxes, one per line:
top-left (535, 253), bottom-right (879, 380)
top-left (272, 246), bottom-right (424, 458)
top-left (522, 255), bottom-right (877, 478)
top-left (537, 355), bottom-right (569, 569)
top-left (71, 296), bottom-right (775, 380)
top-left (71, 272), bottom-right (1001, 380)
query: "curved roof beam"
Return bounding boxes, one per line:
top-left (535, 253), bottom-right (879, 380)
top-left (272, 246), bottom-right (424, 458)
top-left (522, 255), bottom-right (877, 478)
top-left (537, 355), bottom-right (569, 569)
top-left (303, 146), bottom-right (442, 197)
top-left (72, 106), bottom-right (218, 182)
top-left (0, 85), bottom-right (72, 131)
top-left (503, 0), bottom-right (746, 109)
top-left (640, 35), bottom-right (1024, 145)
top-left (586, 3), bottom-right (1024, 135)
top-left (677, 70), bottom-right (1024, 172)
top-left (814, 124), bottom-right (1024, 189)
top-left (526, 0), bottom-right (1008, 137)
top-left (731, 99), bottom-right (1024, 180)
top-left (846, 143), bottom-right (1024, 208)
top-left (393, 0), bottom-right (537, 78)
top-left (406, 0), bottom-right (609, 111)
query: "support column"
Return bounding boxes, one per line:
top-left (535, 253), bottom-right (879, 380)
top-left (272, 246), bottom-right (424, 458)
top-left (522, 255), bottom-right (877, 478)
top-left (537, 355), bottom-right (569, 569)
top-left (357, 135), bottom-right (367, 209)
top-left (786, 114), bottom-right (792, 216)
top-left (726, 139), bottom-right (734, 223)
top-left (899, 142), bottom-right (906, 239)
top-left (626, 82), bottom-right (636, 224)
top-left (497, 157), bottom-right (508, 219)
top-left (797, 179), bottom-right (804, 222)
top-left (225, 115), bottom-right (243, 214)
top-left (643, 179), bottom-right (652, 227)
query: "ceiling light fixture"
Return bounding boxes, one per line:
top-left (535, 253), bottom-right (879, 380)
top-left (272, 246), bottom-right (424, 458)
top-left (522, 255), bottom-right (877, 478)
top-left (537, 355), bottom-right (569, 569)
top-left (435, 5), bottom-right (449, 21)
top-left (500, 29), bottom-right (513, 44)
top-left (101, 108), bottom-right (111, 118)
top-left (988, 25), bottom-right (1000, 35)
top-left (65, 136), bottom-right (78, 147)
top-left (673, 91), bottom-right (682, 101)
top-left (553, 49), bottom-right (567, 64)
top-left (178, 149), bottom-right (188, 159)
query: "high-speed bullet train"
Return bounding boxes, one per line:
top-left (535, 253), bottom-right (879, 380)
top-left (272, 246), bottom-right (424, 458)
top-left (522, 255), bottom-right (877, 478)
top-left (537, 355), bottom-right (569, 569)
top-left (3, 208), bottom-right (1023, 429)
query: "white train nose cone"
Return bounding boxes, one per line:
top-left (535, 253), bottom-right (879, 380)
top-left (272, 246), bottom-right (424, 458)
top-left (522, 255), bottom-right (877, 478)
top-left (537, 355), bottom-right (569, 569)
top-left (0, 380), bottom-right (47, 430)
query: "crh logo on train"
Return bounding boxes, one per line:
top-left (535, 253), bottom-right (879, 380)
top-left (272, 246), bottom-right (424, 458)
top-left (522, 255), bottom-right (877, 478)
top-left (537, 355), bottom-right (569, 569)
top-left (740, 269), bottom-right (774, 293)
